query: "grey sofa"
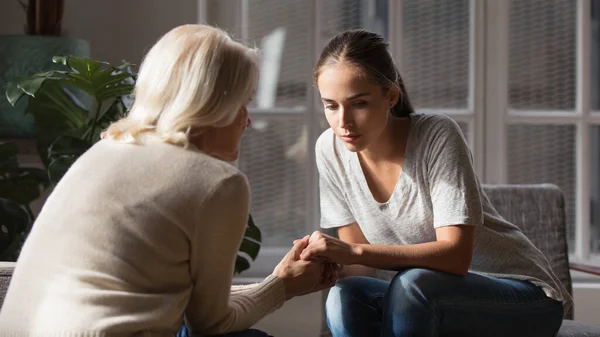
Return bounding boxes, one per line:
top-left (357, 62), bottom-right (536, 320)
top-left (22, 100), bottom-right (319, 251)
top-left (319, 184), bottom-right (600, 337)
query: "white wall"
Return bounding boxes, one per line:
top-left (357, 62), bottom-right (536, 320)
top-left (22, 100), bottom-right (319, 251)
top-left (574, 284), bottom-right (600, 324)
top-left (0, 0), bottom-right (199, 66)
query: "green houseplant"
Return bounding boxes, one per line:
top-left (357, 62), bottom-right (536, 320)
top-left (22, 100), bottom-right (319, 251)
top-left (2, 55), bottom-right (261, 274)
top-left (0, 141), bottom-right (49, 261)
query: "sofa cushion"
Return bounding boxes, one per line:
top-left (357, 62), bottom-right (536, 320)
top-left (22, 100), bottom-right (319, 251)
top-left (558, 320), bottom-right (600, 337)
top-left (0, 262), bottom-right (16, 308)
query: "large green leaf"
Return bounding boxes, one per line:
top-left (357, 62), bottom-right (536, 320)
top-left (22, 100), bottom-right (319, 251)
top-left (52, 56), bottom-right (68, 66)
top-left (239, 237), bottom-right (261, 260)
top-left (27, 81), bottom-right (88, 127)
top-left (234, 255), bottom-right (251, 275)
top-left (85, 99), bottom-right (127, 142)
top-left (27, 82), bottom-right (89, 164)
top-left (47, 156), bottom-right (77, 186)
top-left (48, 136), bottom-right (91, 157)
top-left (97, 84), bottom-right (134, 102)
top-left (67, 56), bottom-right (108, 78)
top-left (245, 214), bottom-right (262, 242)
top-left (92, 68), bottom-right (132, 90)
top-left (17, 77), bottom-right (47, 98)
top-left (17, 168), bottom-right (50, 188)
top-left (5, 78), bottom-right (27, 106)
top-left (46, 136), bottom-right (91, 185)
top-left (0, 198), bottom-right (30, 261)
top-left (65, 73), bottom-right (96, 98)
top-left (234, 214), bottom-right (263, 275)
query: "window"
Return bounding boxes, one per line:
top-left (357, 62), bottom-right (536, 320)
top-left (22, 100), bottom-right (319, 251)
top-left (485, 0), bottom-right (600, 263)
top-left (206, 0), bottom-right (600, 277)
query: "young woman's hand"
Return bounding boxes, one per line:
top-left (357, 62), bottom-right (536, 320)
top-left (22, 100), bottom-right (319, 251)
top-left (299, 231), bottom-right (361, 265)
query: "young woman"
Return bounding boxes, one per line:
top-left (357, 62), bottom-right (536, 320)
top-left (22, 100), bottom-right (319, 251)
top-left (0, 24), bottom-right (337, 337)
top-left (300, 29), bottom-right (572, 337)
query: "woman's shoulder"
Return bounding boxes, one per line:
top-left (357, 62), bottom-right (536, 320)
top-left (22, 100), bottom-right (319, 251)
top-left (96, 137), bottom-right (247, 190)
top-left (411, 113), bottom-right (467, 144)
top-left (412, 113), bottom-right (462, 132)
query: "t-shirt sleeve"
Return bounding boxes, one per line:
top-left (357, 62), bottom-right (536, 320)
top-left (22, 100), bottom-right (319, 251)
top-left (316, 132), bottom-right (356, 229)
top-left (425, 117), bottom-right (484, 228)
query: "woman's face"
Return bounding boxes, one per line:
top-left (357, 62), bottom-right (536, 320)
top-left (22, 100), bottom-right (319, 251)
top-left (317, 63), bottom-right (398, 152)
top-left (200, 103), bottom-right (251, 162)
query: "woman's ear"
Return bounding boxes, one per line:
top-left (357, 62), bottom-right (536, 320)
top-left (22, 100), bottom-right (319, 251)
top-left (389, 86), bottom-right (401, 107)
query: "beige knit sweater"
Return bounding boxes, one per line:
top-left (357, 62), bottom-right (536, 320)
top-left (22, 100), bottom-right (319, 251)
top-left (0, 137), bottom-right (286, 336)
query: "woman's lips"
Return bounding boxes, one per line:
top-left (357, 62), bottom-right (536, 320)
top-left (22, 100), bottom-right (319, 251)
top-left (340, 134), bottom-right (361, 143)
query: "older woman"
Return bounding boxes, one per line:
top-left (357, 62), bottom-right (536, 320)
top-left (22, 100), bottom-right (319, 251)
top-left (0, 24), bottom-right (335, 337)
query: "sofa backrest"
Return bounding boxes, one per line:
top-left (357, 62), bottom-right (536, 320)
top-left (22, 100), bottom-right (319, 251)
top-left (482, 184), bottom-right (573, 318)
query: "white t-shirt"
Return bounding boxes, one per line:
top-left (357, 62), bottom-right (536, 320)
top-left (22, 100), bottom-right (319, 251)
top-left (316, 113), bottom-right (571, 309)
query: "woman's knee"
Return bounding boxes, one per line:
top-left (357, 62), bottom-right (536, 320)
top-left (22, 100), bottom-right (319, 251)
top-left (388, 268), bottom-right (456, 301)
top-left (326, 276), bottom-right (386, 315)
top-left (326, 277), bottom-right (362, 314)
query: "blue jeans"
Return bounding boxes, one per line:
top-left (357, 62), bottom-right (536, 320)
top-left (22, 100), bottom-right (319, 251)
top-left (326, 268), bottom-right (564, 337)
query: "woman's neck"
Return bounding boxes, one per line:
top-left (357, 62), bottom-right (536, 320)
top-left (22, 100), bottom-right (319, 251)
top-left (360, 116), bottom-right (410, 164)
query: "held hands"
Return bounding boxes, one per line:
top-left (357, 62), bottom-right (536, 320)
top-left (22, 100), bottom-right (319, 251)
top-left (299, 231), bottom-right (360, 265)
top-left (272, 235), bottom-right (340, 300)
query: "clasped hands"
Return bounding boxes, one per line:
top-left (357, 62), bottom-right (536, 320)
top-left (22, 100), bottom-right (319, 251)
top-left (272, 231), bottom-right (359, 300)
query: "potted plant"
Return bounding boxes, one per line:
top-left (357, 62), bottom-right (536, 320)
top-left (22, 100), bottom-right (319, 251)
top-left (2, 55), bottom-right (262, 274)
top-left (0, 141), bottom-right (48, 261)
top-left (0, 0), bottom-right (89, 139)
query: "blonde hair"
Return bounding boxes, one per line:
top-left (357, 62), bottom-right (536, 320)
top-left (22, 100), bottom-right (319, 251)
top-left (102, 24), bottom-right (260, 147)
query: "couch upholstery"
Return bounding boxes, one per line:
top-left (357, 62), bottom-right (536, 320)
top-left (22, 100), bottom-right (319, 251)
top-left (0, 262), bottom-right (12, 308)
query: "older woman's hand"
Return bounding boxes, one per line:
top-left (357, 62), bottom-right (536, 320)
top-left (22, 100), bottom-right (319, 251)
top-left (272, 236), bottom-right (339, 300)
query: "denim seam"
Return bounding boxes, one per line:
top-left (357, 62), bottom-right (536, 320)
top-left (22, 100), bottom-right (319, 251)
top-left (351, 292), bottom-right (386, 310)
top-left (432, 297), bottom-right (559, 309)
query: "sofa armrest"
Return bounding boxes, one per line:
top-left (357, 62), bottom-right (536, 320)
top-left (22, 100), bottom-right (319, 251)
top-left (570, 262), bottom-right (600, 276)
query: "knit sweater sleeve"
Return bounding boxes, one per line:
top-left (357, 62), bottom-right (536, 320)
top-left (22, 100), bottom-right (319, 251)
top-left (184, 173), bottom-right (286, 335)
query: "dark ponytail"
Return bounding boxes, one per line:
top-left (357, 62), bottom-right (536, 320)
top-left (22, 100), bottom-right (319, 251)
top-left (314, 29), bottom-right (415, 118)
top-left (390, 66), bottom-right (414, 117)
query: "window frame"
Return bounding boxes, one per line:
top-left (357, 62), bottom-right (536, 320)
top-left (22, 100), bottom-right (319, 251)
top-left (484, 0), bottom-right (600, 265)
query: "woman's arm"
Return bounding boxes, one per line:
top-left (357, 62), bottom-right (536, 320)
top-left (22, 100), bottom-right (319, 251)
top-left (185, 174), bottom-right (286, 336)
top-left (354, 225), bottom-right (474, 275)
top-left (336, 223), bottom-right (376, 278)
top-left (303, 225), bottom-right (474, 276)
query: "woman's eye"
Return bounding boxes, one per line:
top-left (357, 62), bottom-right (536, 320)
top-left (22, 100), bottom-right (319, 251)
top-left (353, 101), bottom-right (367, 107)
top-left (325, 104), bottom-right (338, 110)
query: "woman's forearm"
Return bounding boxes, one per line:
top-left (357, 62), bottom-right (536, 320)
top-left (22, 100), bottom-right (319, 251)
top-left (341, 264), bottom-right (376, 278)
top-left (353, 240), bottom-right (472, 276)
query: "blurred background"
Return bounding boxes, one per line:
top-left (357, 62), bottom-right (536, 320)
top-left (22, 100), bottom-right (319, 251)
top-left (1, 0), bottom-right (599, 335)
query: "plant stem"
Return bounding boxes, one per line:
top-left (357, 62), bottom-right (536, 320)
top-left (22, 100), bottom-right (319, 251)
top-left (88, 102), bottom-right (102, 144)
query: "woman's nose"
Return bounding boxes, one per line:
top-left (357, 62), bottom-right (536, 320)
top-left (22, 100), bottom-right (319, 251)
top-left (246, 118), bottom-right (252, 128)
top-left (339, 108), bottom-right (352, 128)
